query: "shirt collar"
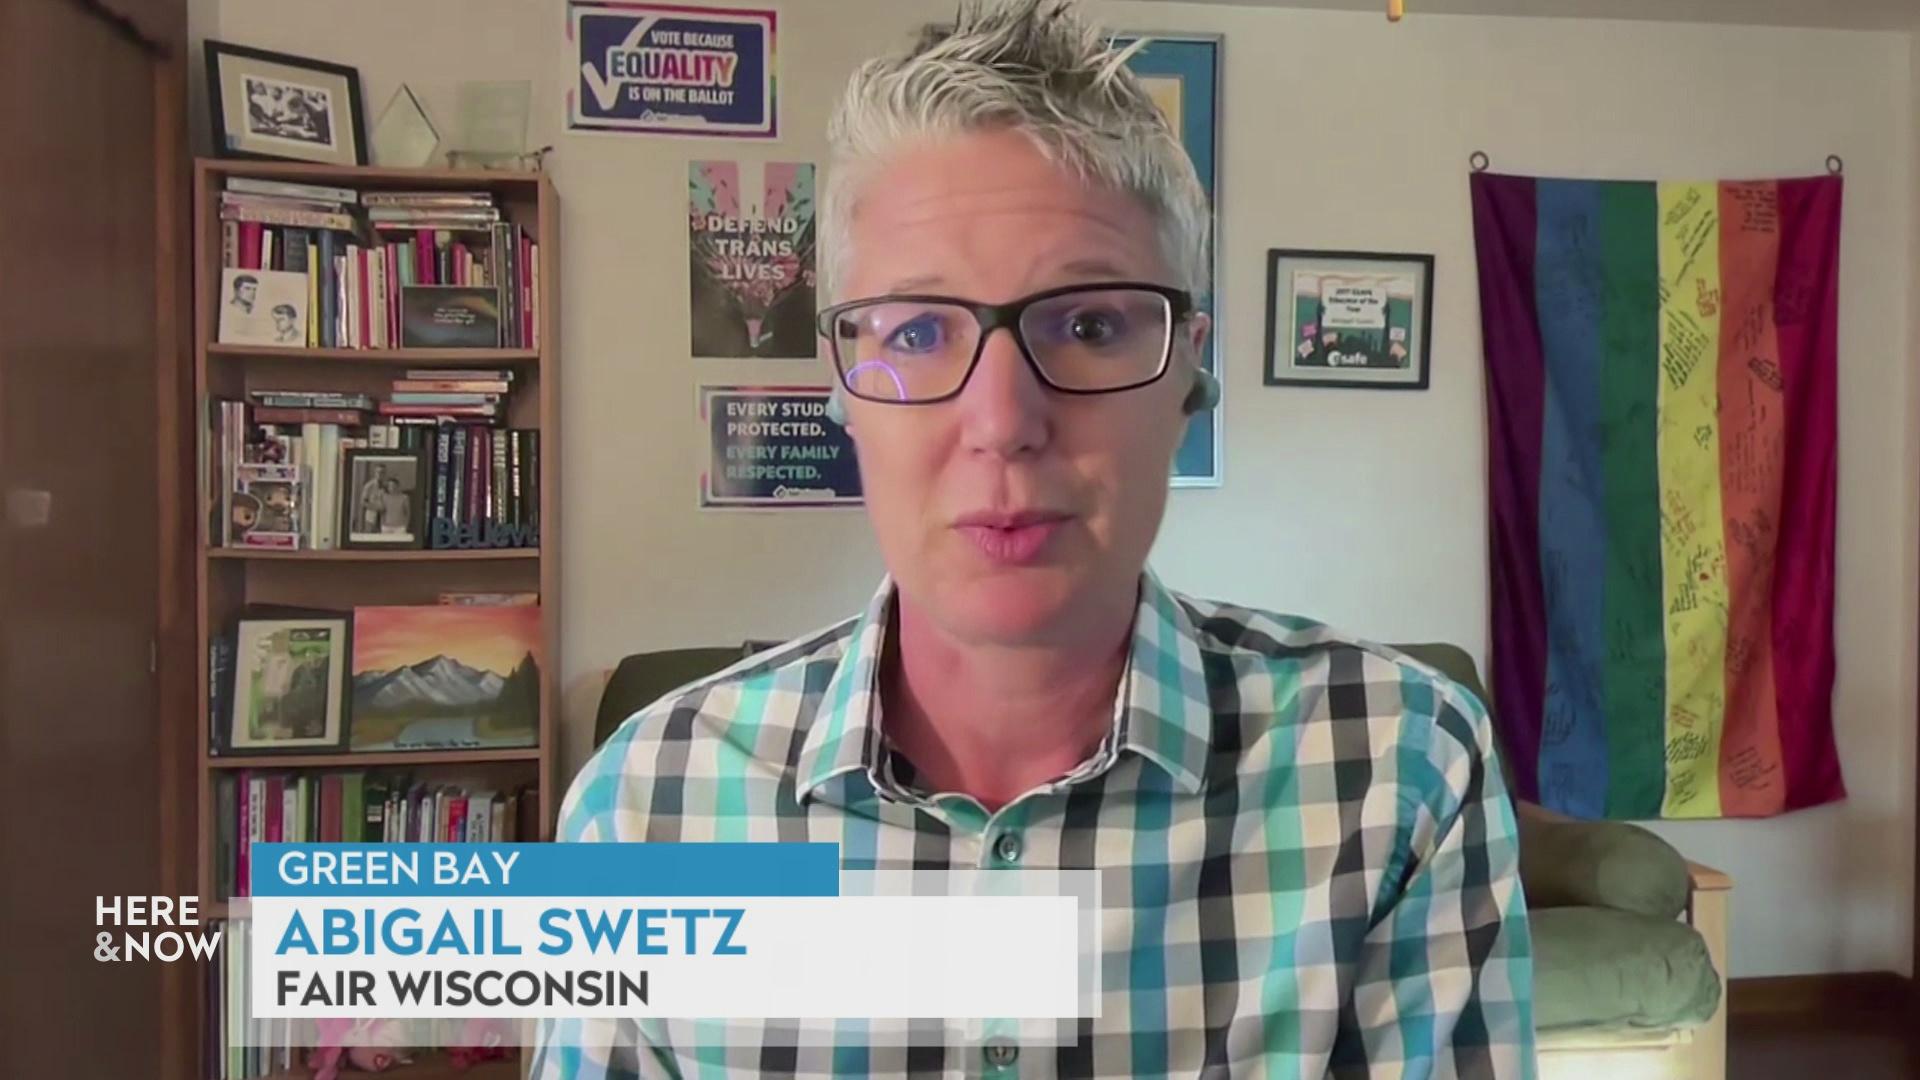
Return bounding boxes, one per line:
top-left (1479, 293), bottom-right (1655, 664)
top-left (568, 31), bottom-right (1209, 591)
top-left (795, 569), bottom-right (1215, 805)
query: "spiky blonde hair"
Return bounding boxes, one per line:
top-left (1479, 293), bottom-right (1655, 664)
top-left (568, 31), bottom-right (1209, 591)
top-left (823, 0), bottom-right (1211, 298)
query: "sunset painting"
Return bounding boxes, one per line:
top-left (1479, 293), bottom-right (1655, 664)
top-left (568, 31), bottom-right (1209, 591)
top-left (348, 605), bottom-right (540, 751)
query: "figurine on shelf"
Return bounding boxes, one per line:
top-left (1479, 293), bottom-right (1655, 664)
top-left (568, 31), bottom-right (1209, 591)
top-left (306, 1017), bottom-right (412, 1080)
top-left (446, 1016), bottom-right (515, 1070)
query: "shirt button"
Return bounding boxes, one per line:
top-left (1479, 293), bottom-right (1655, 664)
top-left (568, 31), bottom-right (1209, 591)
top-left (993, 830), bottom-right (1023, 865)
top-left (984, 1039), bottom-right (1019, 1068)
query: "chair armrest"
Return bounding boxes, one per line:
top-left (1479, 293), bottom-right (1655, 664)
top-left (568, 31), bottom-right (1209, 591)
top-left (1683, 860), bottom-right (1731, 1080)
top-left (1687, 860), bottom-right (1733, 893)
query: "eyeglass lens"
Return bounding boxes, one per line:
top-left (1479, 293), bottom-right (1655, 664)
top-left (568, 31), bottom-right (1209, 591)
top-left (830, 288), bottom-right (1173, 402)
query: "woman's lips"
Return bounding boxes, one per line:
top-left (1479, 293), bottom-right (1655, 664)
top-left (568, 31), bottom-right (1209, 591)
top-left (953, 510), bottom-right (1070, 565)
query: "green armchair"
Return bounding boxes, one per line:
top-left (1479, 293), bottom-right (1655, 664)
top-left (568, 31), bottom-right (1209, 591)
top-left (1391, 644), bottom-right (1727, 1080)
top-left (595, 641), bottom-right (1729, 1079)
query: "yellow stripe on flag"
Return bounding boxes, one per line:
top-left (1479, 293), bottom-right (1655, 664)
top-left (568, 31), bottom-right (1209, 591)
top-left (1656, 181), bottom-right (1730, 818)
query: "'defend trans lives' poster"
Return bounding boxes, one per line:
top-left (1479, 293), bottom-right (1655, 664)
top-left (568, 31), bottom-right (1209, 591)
top-left (568, 2), bottom-right (776, 138)
top-left (689, 160), bottom-right (817, 358)
top-left (700, 386), bottom-right (860, 508)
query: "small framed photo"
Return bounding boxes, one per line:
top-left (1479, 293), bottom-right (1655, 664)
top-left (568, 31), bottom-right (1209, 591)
top-left (229, 617), bottom-right (349, 753)
top-left (217, 268), bottom-right (309, 347)
top-left (1264, 249), bottom-right (1435, 390)
top-left (342, 449), bottom-right (427, 549)
top-left (205, 41), bottom-right (367, 166)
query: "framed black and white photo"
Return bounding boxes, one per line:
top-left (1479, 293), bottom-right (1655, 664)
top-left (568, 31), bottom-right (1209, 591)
top-left (228, 617), bottom-right (349, 753)
top-left (342, 450), bottom-right (427, 549)
top-left (1264, 249), bottom-right (1435, 390)
top-left (216, 267), bottom-right (309, 347)
top-left (205, 41), bottom-right (367, 166)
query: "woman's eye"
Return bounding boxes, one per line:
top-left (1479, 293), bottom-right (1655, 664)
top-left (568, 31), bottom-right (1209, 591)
top-left (885, 315), bottom-right (946, 354)
top-left (1066, 309), bottom-right (1125, 343)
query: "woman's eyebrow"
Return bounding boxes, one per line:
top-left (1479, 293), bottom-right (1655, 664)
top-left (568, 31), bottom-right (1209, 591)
top-left (883, 274), bottom-right (949, 292)
top-left (1058, 257), bottom-right (1130, 278)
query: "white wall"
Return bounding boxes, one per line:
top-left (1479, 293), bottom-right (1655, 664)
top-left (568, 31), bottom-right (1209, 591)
top-left (200, 0), bottom-right (1916, 978)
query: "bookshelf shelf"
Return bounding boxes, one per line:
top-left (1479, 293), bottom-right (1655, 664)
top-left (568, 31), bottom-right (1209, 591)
top-left (207, 547), bottom-right (538, 562)
top-left (231, 1051), bottom-right (523, 1079)
top-left (203, 158), bottom-right (544, 189)
top-left (192, 157), bottom-right (560, 1078)
top-left (207, 343), bottom-right (541, 366)
top-left (207, 747), bottom-right (541, 769)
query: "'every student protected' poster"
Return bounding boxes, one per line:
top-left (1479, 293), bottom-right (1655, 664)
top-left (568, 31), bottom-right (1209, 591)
top-left (700, 387), bottom-right (861, 508)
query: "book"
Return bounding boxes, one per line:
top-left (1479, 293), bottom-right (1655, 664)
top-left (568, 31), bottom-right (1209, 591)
top-left (433, 427), bottom-right (452, 527)
top-left (208, 633), bottom-right (236, 753)
top-left (378, 402), bottom-right (499, 418)
top-left (388, 391), bottom-right (500, 406)
top-left (392, 379), bottom-right (511, 393)
top-left (227, 176), bottom-right (359, 204)
top-left (439, 591), bottom-right (539, 605)
top-left (318, 425), bottom-right (340, 550)
top-left (401, 285), bottom-right (501, 348)
top-left (404, 368), bottom-right (514, 381)
top-left (250, 406), bottom-right (369, 426)
top-left (508, 429), bottom-right (522, 527)
top-left (220, 192), bottom-right (345, 217)
top-left (214, 773), bottom-right (534, 896)
top-left (218, 202), bottom-right (357, 232)
top-left (362, 191), bottom-right (494, 207)
top-left (492, 426), bottom-right (510, 525)
top-left (250, 390), bottom-right (375, 410)
top-left (449, 427), bottom-right (468, 528)
top-left (522, 233), bottom-right (537, 349)
top-left (369, 207), bottom-right (502, 225)
top-left (524, 429), bottom-right (540, 533)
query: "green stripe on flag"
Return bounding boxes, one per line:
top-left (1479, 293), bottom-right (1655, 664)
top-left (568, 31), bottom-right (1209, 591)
top-left (1598, 181), bottom-right (1668, 818)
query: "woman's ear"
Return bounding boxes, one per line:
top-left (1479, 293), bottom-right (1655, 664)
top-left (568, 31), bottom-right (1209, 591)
top-left (825, 388), bottom-right (855, 434)
top-left (1185, 311), bottom-right (1212, 356)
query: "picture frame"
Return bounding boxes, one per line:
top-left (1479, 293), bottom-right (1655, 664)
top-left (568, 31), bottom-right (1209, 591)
top-left (228, 617), bottom-right (349, 753)
top-left (349, 605), bottom-right (542, 752)
top-left (341, 449), bottom-right (428, 549)
top-left (1264, 249), bottom-right (1435, 390)
top-left (216, 268), bottom-right (309, 347)
top-left (1116, 33), bottom-right (1222, 485)
top-left (205, 41), bottom-right (368, 166)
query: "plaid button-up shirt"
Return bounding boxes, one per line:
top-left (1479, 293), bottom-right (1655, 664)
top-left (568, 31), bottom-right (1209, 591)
top-left (533, 573), bottom-right (1535, 1078)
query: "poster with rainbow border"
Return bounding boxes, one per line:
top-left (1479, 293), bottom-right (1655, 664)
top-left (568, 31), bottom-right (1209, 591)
top-left (689, 160), bottom-right (817, 358)
top-left (568, 1), bottom-right (776, 138)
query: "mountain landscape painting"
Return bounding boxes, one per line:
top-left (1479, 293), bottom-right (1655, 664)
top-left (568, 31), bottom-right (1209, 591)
top-left (349, 605), bottom-right (541, 751)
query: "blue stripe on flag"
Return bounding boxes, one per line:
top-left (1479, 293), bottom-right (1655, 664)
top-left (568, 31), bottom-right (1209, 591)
top-left (1534, 179), bottom-right (1612, 817)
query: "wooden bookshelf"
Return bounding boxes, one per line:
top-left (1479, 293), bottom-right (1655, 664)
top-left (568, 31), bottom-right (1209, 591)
top-left (208, 747), bottom-right (542, 769)
top-left (207, 344), bottom-right (542, 365)
top-left (207, 547), bottom-right (539, 562)
top-left (190, 158), bottom-right (561, 1080)
top-left (257, 1055), bottom-right (522, 1080)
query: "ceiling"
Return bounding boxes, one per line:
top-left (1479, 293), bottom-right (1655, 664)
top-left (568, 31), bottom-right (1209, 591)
top-left (1189, 0), bottom-right (1920, 31)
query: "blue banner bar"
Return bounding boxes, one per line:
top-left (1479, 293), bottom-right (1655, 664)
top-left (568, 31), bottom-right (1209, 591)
top-left (250, 843), bottom-right (840, 898)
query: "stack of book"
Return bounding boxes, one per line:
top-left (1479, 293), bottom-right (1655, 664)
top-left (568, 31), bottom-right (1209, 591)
top-left (381, 369), bottom-right (539, 550)
top-left (207, 372), bottom-right (538, 550)
top-left (213, 772), bottom-right (537, 899)
top-left (217, 179), bottom-right (538, 351)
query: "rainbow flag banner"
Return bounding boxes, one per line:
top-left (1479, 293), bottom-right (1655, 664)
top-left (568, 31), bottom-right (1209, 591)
top-left (1469, 172), bottom-right (1845, 819)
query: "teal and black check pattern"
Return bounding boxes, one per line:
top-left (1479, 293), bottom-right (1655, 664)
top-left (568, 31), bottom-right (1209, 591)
top-left (533, 572), bottom-right (1535, 1078)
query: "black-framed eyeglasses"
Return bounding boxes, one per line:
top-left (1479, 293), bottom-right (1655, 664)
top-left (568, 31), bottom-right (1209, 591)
top-left (816, 281), bottom-right (1195, 404)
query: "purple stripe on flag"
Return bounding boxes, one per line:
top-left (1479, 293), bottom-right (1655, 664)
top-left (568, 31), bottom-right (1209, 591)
top-left (1471, 173), bottom-right (1548, 801)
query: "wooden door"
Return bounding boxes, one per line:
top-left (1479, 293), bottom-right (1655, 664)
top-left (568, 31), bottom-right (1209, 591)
top-left (0, 0), bottom-right (191, 1076)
